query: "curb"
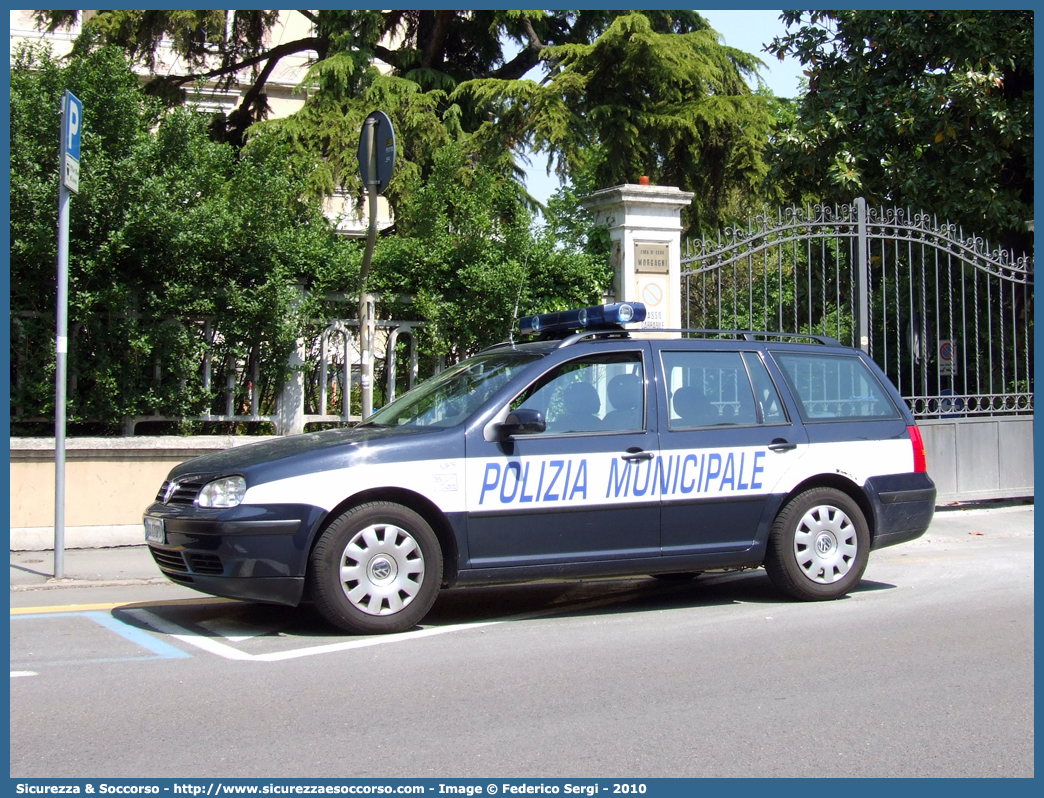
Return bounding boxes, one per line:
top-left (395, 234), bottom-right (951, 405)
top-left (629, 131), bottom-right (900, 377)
top-left (11, 525), bottom-right (144, 552)
top-left (11, 577), bottom-right (171, 592)
top-left (933, 501), bottom-right (1033, 516)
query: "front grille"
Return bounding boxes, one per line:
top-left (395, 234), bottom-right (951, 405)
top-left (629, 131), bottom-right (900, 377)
top-left (154, 479), bottom-right (206, 505)
top-left (150, 546), bottom-right (223, 577)
top-left (149, 547), bottom-right (188, 573)
top-left (184, 553), bottom-right (224, 575)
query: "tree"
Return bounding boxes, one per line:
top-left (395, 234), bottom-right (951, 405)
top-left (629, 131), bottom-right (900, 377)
top-left (10, 38), bottom-right (614, 431)
top-left (532, 12), bottom-right (771, 235)
top-left (33, 10), bottom-right (775, 233)
top-left (768, 10), bottom-right (1033, 254)
top-left (358, 142), bottom-right (612, 364)
top-left (10, 41), bottom-right (349, 433)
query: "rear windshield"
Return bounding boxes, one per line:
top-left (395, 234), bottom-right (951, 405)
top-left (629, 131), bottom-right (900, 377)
top-left (772, 352), bottom-right (900, 421)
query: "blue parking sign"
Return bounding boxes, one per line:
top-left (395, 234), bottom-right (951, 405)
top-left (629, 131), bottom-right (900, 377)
top-left (61, 90), bottom-right (82, 193)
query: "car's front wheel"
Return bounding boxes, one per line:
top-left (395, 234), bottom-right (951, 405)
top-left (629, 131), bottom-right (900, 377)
top-left (310, 502), bottom-right (443, 634)
top-left (764, 487), bottom-right (870, 601)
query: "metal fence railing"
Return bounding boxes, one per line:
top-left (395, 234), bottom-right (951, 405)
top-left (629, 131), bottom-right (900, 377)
top-left (681, 200), bottom-right (1033, 419)
top-left (10, 312), bottom-right (422, 435)
top-left (124, 318), bottom-right (422, 434)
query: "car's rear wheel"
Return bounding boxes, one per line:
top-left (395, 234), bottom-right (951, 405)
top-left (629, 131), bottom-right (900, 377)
top-left (764, 487), bottom-right (869, 601)
top-left (310, 502), bottom-right (443, 634)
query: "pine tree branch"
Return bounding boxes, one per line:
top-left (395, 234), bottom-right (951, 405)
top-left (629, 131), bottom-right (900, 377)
top-left (165, 36), bottom-right (323, 87)
top-left (373, 44), bottom-right (401, 69)
top-left (489, 49), bottom-right (543, 80)
top-left (521, 16), bottom-right (545, 51)
top-left (421, 10), bottom-right (454, 69)
top-left (224, 39), bottom-right (286, 143)
top-left (488, 17), bottom-right (546, 80)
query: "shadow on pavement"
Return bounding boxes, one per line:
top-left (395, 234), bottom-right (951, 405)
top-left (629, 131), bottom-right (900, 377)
top-left (103, 568), bottom-right (895, 643)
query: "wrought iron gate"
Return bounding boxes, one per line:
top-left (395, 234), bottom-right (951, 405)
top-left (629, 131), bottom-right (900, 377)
top-left (681, 200), bottom-right (1033, 501)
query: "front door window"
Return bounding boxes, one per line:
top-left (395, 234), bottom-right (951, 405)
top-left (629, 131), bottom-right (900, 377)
top-left (511, 352), bottom-right (645, 434)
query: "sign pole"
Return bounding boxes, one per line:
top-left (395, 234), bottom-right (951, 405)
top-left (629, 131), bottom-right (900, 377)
top-left (55, 172), bottom-right (70, 579)
top-left (355, 109), bottom-right (395, 420)
top-left (358, 117), bottom-right (377, 419)
top-left (55, 90), bottom-right (81, 578)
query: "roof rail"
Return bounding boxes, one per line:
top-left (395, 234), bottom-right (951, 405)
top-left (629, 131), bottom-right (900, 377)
top-left (663, 327), bottom-right (843, 344)
top-left (481, 327), bottom-right (842, 352)
top-left (556, 328), bottom-right (632, 348)
top-left (555, 328), bottom-right (842, 348)
top-left (638, 329), bottom-right (843, 346)
top-left (477, 329), bottom-right (631, 353)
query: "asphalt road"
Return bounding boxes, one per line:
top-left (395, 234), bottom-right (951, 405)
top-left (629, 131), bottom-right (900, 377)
top-left (10, 505), bottom-right (1034, 778)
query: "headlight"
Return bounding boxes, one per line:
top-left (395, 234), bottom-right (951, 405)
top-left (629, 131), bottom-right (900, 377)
top-left (197, 476), bottom-right (246, 508)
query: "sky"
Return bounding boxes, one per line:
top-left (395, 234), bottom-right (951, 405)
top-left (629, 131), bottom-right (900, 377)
top-left (523, 9), bottom-right (804, 206)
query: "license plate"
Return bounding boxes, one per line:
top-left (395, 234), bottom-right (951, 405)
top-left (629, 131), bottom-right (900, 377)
top-left (144, 517), bottom-right (165, 544)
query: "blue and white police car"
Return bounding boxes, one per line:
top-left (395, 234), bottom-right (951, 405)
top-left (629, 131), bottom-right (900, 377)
top-left (144, 302), bottom-right (936, 634)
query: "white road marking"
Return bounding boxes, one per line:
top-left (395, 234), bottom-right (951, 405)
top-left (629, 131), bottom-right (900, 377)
top-left (125, 609), bottom-right (501, 661)
top-left (11, 671), bottom-right (38, 678)
top-left (117, 579), bottom-right (691, 663)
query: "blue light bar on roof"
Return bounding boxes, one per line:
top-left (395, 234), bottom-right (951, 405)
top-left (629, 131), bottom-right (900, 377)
top-left (518, 302), bottom-right (646, 336)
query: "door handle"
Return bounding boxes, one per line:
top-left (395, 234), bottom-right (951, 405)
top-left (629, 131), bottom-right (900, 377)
top-left (768, 438), bottom-right (798, 452)
top-left (621, 448), bottom-right (654, 462)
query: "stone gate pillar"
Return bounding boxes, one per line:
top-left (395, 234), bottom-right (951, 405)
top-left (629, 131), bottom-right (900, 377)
top-left (579, 183), bottom-right (694, 331)
top-left (276, 284), bottom-right (306, 436)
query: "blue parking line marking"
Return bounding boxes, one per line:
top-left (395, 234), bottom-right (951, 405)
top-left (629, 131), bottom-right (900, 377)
top-left (12, 611), bottom-right (191, 660)
top-left (84, 611), bottom-right (192, 659)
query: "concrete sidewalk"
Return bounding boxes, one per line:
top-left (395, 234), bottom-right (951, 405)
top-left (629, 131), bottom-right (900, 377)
top-left (10, 545), bottom-right (167, 590)
top-left (9, 501), bottom-right (1033, 592)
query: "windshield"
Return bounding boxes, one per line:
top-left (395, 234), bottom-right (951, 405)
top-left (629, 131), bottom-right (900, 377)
top-left (361, 351), bottom-right (542, 429)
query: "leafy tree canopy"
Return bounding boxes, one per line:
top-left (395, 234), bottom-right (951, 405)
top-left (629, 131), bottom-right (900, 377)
top-left (10, 41), bottom-right (350, 431)
top-left (34, 9), bottom-right (775, 235)
top-left (10, 39), bottom-right (612, 431)
top-left (463, 12), bottom-right (772, 234)
top-left (362, 142), bottom-right (613, 362)
top-left (768, 10), bottom-right (1033, 254)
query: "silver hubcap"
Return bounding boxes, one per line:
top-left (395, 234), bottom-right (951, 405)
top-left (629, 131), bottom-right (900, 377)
top-left (338, 523), bottom-right (425, 615)
top-left (793, 504), bottom-right (857, 584)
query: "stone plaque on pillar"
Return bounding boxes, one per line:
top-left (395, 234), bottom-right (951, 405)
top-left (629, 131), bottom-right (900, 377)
top-left (634, 241), bottom-right (670, 330)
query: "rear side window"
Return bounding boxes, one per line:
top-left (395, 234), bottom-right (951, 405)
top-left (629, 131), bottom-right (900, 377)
top-left (662, 350), bottom-right (768, 429)
top-left (772, 352), bottom-right (900, 421)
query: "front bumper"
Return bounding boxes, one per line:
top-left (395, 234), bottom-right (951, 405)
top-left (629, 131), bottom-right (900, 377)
top-left (143, 502), bottom-right (327, 606)
top-left (865, 472), bottom-right (937, 550)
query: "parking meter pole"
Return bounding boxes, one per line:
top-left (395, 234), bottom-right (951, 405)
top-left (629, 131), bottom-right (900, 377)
top-left (55, 170), bottom-right (70, 578)
top-left (359, 118), bottom-right (378, 419)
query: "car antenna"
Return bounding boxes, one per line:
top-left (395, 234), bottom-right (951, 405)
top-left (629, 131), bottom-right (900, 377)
top-left (508, 256), bottom-right (528, 346)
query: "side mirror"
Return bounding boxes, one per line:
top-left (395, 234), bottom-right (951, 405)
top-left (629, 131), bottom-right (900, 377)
top-left (498, 408), bottom-right (546, 438)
